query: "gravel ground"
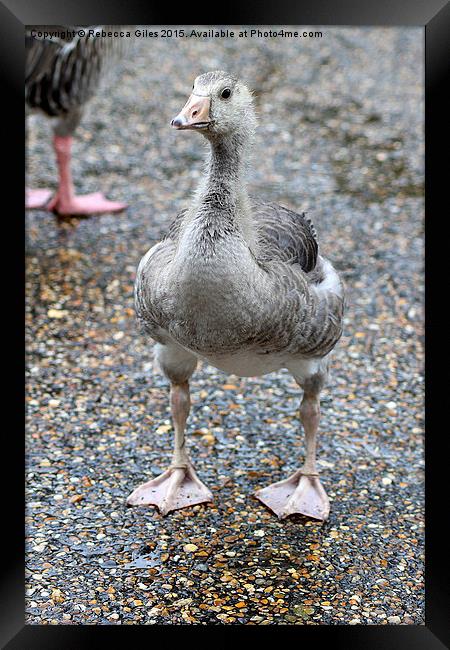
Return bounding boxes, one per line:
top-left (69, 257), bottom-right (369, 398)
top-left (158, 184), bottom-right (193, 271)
top-left (25, 26), bottom-right (424, 625)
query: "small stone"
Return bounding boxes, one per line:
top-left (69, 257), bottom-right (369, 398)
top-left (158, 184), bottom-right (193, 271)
top-left (155, 424), bottom-right (171, 434)
top-left (184, 544), bottom-right (198, 553)
top-left (69, 494), bottom-right (84, 503)
top-left (387, 616), bottom-right (401, 624)
top-left (51, 589), bottom-right (64, 603)
top-left (47, 309), bottom-right (67, 319)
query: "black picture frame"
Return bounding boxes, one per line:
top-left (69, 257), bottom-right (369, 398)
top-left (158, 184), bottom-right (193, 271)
top-left (3, 0), bottom-right (448, 646)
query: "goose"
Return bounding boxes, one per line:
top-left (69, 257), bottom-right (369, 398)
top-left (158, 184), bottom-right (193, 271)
top-left (26, 27), bottom-right (127, 216)
top-left (127, 71), bottom-right (345, 521)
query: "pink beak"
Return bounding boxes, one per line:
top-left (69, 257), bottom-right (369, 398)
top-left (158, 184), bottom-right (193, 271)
top-left (171, 94), bottom-right (212, 130)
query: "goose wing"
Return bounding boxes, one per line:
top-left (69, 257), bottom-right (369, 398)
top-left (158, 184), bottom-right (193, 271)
top-left (253, 200), bottom-right (318, 273)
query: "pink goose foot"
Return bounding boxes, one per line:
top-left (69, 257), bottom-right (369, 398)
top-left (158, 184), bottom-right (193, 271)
top-left (255, 470), bottom-right (330, 521)
top-left (127, 464), bottom-right (213, 515)
top-left (46, 191), bottom-right (127, 216)
top-left (26, 188), bottom-right (53, 209)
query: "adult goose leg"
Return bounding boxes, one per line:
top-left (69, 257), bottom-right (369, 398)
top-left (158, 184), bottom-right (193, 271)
top-left (127, 344), bottom-right (213, 515)
top-left (255, 371), bottom-right (330, 521)
top-left (46, 135), bottom-right (127, 216)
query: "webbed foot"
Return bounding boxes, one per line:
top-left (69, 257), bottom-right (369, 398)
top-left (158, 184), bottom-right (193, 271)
top-left (26, 188), bottom-right (53, 209)
top-left (127, 464), bottom-right (213, 515)
top-left (255, 470), bottom-right (330, 521)
top-left (46, 191), bottom-right (127, 216)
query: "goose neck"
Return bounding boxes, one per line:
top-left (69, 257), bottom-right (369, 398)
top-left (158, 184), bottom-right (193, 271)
top-left (196, 135), bottom-right (250, 209)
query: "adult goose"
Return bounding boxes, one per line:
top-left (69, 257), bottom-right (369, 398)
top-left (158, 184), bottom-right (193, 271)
top-left (127, 71), bottom-right (345, 521)
top-left (26, 26), bottom-right (127, 216)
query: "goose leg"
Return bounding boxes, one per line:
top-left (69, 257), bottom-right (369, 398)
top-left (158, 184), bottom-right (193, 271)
top-left (127, 344), bottom-right (212, 515)
top-left (46, 135), bottom-right (127, 216)
top-left (255, 374), bottom-right (330, 521)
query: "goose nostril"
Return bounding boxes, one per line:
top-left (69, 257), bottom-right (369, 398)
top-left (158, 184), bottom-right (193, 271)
top-left (192, 109), bottom-right (198, 118)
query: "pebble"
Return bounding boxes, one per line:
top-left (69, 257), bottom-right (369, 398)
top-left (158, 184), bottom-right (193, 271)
top-left (184, 544), bottom-right (198, 553)
top-left (387, 616), bottom-right (402, 624)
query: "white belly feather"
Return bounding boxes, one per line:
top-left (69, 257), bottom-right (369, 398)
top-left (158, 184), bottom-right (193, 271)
top-left (199, 350), bottom-right (286, 377)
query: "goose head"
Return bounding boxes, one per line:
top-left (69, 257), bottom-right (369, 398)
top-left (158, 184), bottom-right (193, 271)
top-left (171, 70), bottom-right (256, 143)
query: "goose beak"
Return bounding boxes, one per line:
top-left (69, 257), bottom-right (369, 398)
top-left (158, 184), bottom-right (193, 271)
top-left (171, 94), bottom-right (212, 130)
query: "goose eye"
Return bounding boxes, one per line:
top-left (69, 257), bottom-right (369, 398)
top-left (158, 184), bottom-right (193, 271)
top-left (221, 88), bottom-right (231, 99)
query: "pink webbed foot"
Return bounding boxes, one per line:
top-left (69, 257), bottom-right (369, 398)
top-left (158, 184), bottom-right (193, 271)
top-left (46, 191), bottom-right (127, 216)
top-left (126, 464), bottom-right (213, 515)
top-left (26, 188), bottom-right (53, 209)
top-left (255, 470), bottom-right (330, 521)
